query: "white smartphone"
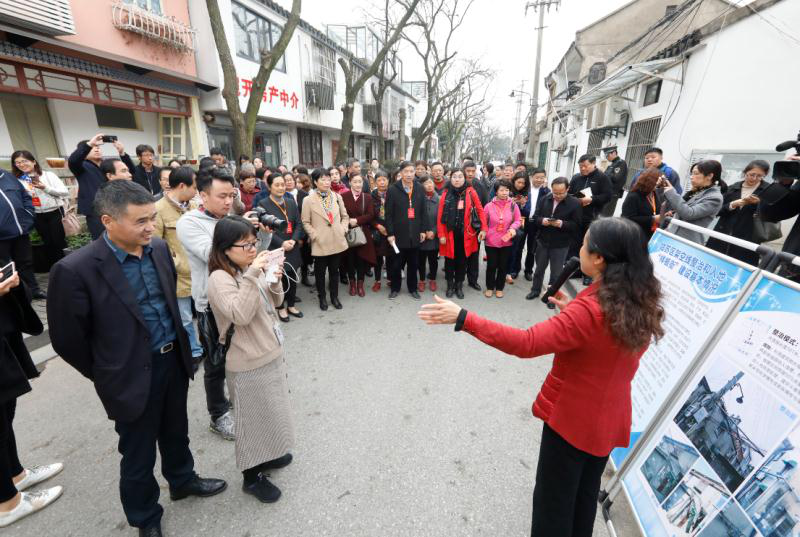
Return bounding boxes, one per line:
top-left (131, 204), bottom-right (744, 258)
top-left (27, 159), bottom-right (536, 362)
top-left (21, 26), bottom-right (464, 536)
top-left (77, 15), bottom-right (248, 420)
top-left (0, 261), bottom-right (15, 282)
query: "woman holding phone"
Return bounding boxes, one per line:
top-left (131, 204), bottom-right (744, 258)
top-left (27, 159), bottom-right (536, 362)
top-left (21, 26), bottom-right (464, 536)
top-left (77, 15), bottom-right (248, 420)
top-left (419, 217), bottom-right (664, 537)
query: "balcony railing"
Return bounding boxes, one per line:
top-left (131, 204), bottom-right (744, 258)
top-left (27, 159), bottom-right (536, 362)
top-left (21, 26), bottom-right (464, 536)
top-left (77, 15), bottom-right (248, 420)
top-left (305, 81), bottom-right (335, 111)
top-left (111, 1), bottom-right (196, 53)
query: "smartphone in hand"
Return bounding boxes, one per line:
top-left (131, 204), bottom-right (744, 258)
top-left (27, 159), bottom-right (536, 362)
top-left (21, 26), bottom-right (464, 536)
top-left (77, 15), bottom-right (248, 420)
top-left (101, 135), bottom-right (118, 143)
top-left (0, 261), bottom-right (15, 282)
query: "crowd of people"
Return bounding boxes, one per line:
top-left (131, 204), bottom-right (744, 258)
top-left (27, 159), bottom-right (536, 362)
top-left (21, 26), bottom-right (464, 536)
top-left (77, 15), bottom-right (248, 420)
top-left (1, 131), bottom-right (797, 536)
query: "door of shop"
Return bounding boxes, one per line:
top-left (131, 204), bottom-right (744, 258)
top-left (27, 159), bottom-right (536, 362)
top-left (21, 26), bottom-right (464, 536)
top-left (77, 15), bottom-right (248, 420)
top-left (253, 132), bottom-right (280, 168)
top-left (0, 94), bottom-right (60, 170)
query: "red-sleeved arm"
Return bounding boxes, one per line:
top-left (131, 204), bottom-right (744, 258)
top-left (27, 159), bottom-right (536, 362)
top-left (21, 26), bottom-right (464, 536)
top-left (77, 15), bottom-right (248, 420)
top-left (460, 298), bottom-right (596, 358)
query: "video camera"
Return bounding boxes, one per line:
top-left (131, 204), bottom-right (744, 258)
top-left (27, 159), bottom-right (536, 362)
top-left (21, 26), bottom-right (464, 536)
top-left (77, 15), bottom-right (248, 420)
top-left (774, 131), bottom-right (800, 183)
top-left (252, 206), bottom-right (288, 232)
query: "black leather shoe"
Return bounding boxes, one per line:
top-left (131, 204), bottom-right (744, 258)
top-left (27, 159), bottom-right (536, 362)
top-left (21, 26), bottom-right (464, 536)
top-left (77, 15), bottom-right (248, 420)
top-left (526, 291), bottom-right (540, 300)
top-left (388, 290), bottom-right (399, 299)
top-left (139, 524), bottom-right (163, 537)
top-left (524, 272), bottom-right (533, 281)
top-left (242, 474), bottom-right (281, 503)
top-left (409, 291), bottom-right (421, 300)
top-left (319, 297), bottom-right (328, 311)
top-left (445, 283), bottom-right (455, 298)
top-left (278, 311), bottom-right (290, 323)
top-left (468, 282), bottom-right (481, 292)
top-left (170, 476), bottom-right (227, 501)
top-left (287, 308), bottom-right (304, 319)
top-left (455, 284), bottom-right (465, 300)
top-left (330, 297), bottom-right (343, 309)
top-left (261, 453), bottom-right (293, 470)
top-left (32, 289), bottom-right (47, 300)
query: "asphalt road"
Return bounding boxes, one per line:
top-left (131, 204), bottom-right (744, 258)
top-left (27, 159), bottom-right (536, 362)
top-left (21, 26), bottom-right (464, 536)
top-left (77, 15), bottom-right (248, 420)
top-left (13, 262), bottom-right (640, 536)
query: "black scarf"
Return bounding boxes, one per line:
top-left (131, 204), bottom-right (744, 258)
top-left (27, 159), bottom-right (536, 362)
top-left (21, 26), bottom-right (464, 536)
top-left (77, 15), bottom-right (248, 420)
top-left (683, 183), bottom-right (715, 202)
top-left (443, 183), bottom-right (467, 231)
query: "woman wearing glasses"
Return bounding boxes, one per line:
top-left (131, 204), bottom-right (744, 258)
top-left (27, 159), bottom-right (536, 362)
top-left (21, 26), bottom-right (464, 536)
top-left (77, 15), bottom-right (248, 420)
top-left (706, 160), bottom-right (771, 266)
top-left (207, 216), bottom-right (294, 505)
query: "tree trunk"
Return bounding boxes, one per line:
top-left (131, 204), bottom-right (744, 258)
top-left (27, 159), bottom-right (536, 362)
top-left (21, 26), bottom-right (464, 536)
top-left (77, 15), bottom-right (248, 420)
top-left (410, 136), bottom-right (423, 161)
top-left (336, 102), bottom-right (355, 164)
top-left (375, 96), bottom-right (385, 162)
top-left (397, 108), bottom-right (406, 159)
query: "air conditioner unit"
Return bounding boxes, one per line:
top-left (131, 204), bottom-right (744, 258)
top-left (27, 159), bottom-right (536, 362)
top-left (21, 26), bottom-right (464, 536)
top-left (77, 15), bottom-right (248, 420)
top-left (595, 98), bottom-right (628, 129)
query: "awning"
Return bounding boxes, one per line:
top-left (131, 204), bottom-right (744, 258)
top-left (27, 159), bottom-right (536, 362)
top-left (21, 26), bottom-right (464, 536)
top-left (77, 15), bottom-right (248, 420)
top-left (561, 58), bottom-right (681, 112)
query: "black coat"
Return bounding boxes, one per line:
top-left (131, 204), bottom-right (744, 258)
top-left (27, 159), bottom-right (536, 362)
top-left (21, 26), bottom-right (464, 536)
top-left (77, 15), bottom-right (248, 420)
top-left (132, 164), bottom-right (163, 195)
top-left (532, 194), bottom-right (582, 248)
top-left (622, 190), bottom-right (662, 241)
top-left (258, 195), bottom-right (303, 269)
top-left (568, 168), bottom-right (612, 224)
top-left (47, 237), bottom-right (193, 423)
top-left (707, 180), bottom-right (771, 266)
top-left (68, 142), bottom-right (136, 216)
top-left (469, 179), bottom-right (490, 207)
top-left (606, 157), bottom-right (629, 196)
top-left (385, 180), bottom-right (432, 249)
top-left (0, 282), bottom-right (43, 405)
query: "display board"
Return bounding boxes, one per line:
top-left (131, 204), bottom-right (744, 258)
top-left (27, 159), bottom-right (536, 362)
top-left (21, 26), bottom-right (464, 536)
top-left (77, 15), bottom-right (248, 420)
top-left (621, 272), bottom-right (800, 537)
top-left (610, 230), bottom-right (756, 468)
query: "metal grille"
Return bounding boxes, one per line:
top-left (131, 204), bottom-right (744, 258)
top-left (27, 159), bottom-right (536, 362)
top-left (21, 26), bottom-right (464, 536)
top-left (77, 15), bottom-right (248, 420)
top-left (538, 142), bottom-right (548, 169)
top-left (586, 131), bottom-right (603, 157)
top-left (0, 0), bottom-right (75, 35)
top-left (313, 41), bottom-right (336, 90)
top-left (626, 116), bottom-right (662, 179)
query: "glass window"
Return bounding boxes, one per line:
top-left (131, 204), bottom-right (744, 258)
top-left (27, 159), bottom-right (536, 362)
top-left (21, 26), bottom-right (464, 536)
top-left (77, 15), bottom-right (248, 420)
top-left (231, 2), bottom-right (286, 72)
top-left (297, 128), bottom-right (323, 167)
top-left (95, 105), bottom-right (138, 130)
top-left (313, 42), bottom-right (336, 89)
top-left (160, 115), bottom-right (184, 158)
top-left (123, 0), bottom-right (162, 15)
top-left (643, 80), bottom-right (662, 107)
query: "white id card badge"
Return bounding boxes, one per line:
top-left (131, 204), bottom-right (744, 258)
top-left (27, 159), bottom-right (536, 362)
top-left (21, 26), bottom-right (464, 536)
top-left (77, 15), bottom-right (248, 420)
top-left (273, 323), bottom-right (285, 346)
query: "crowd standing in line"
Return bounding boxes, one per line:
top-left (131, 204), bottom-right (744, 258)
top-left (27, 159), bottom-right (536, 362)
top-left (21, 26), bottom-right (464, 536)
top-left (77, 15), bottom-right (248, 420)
top-left (1, 128), bottom-right (795, 535)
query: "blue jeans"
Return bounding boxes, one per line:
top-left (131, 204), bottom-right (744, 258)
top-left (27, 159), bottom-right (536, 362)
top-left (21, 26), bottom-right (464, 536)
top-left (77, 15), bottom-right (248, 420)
top-left (177, 297), bottom-right (203, 358)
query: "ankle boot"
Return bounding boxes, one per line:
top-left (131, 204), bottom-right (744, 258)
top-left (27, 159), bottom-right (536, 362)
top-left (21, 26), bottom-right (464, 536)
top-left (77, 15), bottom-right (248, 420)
top-left (455, 283), bottom-right (465, 299)
top-left (318, 296), bottom-right (328, 311)
top-left (349, 280), bottom-right (357, 296)
top-left (357, 280), bottom-right (365, 297)
top-left (330, 295), bottom-right (343, 309)
top-left (445, 281), bottom-right (455, 298)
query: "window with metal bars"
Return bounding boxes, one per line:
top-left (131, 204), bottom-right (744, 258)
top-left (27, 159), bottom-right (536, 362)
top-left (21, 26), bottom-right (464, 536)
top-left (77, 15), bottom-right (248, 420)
top-left (586, 132), bottom-right (603, 157)
top-left (538, 142), bottom-right (548, 170)
top-left (313, 41), bottom-right (336, 90)
top-left (626, 116), bottom-right (662, 182)
top-left (297, 128), bottom-right (323, 167)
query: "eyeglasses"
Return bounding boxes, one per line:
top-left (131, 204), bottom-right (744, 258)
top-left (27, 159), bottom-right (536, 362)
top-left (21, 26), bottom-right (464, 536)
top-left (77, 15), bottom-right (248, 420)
top-left (232, 241), bottom-right (258, 251)
top-left (13, 159), bottom-right (32, 166)
top-left (744, 172), bottom-right (765, 180)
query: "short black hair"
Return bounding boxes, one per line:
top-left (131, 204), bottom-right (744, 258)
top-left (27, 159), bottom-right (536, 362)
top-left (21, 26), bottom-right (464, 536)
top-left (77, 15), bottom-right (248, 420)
top-left (578, 154), bottom-right (596, 164)
top-left (550, 176), bottom-right (569, 189)
top-left (414, 160), bottom-right (427, 168)
top-left (645, 147), bottom-right (663, 156)
top-left (100, 158), bottom-right (125, 178)
top-left (431, 161), bottom-right (444, 170)
top-left (529, 167), bottom-right (546, 176)
top-left (294, 165), bottom-right (309, 175)
top-left (495, 179), bottom-right (513, 192)
top-left (346, 157), bottom-right (360, 168)
top-left (93, 179), bottom-right (154, 219)
top-left (159, 167), bottom-right (172, 179)
top-left (169, 166), bottom-right (196, 189)
top-left (485, 162), bottom-right (494, 174)
top-left (209, 147), bottom-right (224, 157)
top-left (196, 167), bottom-right (235, 193)
top-left (136, 144), bottom-right (155, 157)
top-left (462, 160), bottom-right (476, 170)
top-left (311, 167), bottom-right (330, 186)
top-left (397, 160), bottom-right (414, 172)
top-left (198, 156), bottom-right (216, 171)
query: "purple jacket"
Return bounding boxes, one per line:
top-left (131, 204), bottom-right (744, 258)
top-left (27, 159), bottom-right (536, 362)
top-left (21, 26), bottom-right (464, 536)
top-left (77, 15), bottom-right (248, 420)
top-left (484, 197), bottom-right (522, 248)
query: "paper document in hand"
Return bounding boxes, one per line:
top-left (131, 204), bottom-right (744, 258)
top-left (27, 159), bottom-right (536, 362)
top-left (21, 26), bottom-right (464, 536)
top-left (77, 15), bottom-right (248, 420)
top-left (580, 187), bottom-right (593, 198)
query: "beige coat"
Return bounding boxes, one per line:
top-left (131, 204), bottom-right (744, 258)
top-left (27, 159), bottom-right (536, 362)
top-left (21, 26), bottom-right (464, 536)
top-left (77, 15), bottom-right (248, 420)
top-left (154, 195), bottom-right (196, 297)
top-left (301, 190), bottom-right (349, 257)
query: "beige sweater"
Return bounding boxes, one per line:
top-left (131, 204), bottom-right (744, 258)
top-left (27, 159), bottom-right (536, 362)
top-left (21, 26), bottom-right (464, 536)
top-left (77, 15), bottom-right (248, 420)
top-left (207, 266), bottom-right (284, 373)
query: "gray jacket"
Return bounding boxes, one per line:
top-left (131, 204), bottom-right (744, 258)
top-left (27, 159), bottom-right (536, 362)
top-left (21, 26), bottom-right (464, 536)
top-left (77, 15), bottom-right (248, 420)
top-left (664, 186), bottom-right (723, 244)
top-left (176, 209), bottom-right (218, 312)
top-left (420, 192), bottom-right (440, 251)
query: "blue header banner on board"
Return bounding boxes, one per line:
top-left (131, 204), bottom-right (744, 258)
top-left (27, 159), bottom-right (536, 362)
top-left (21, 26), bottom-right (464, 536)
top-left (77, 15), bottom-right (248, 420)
top-left (610, 231), bottom-right (754, 468)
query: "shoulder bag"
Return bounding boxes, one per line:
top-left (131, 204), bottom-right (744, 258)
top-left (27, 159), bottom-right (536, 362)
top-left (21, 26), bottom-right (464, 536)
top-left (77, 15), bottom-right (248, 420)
top-left (345, 194), bottom-right (368, 247)
top-left (752, 212), bottom-right (782, 243)
top-left (469, 190), bottom-right (482, 232)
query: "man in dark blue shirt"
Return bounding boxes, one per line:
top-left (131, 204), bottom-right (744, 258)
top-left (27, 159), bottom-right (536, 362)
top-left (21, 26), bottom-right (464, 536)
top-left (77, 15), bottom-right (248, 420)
top-left (48, 181), bottom-right (225, 537)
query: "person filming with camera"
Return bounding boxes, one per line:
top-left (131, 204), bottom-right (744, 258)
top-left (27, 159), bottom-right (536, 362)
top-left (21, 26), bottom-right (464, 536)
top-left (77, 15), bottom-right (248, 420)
top-left (418, 217), bottom-right (664, 537)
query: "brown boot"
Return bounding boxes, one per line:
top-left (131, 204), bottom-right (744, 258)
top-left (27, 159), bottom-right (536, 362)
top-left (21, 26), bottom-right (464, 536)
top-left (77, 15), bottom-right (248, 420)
top-left (357, 280), bottom-right (366, 297)
top-left (349, 280), bottom-right (357, 296)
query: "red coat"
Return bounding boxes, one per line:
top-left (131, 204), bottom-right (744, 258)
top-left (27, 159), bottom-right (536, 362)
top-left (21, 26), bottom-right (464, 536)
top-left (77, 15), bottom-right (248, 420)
top-left (460, 283), bottom-right (645, 457)
top-left (341, 190), bottom-right (377, 266)
top-left (437, 186), bottom-right (487, 259)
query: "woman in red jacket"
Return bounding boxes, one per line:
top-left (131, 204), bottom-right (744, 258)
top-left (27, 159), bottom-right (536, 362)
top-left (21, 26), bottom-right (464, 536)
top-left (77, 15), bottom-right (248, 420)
top-left (437, 169), bottom-right (487, 299)
top-left (419, 217), bottom-right (664, 537)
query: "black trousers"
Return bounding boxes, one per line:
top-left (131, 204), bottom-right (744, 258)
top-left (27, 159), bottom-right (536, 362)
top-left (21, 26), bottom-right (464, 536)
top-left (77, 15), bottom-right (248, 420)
top-left (444, 233), bottom-right (467, 284)
top-left (524, 221), bottom-right (539, 273)
top-left (531, 241), bottom-right (569, 294)
top-left (569, 221), bottom-right (592, 277)
top-left (467, 242), bottom-right (480, 285)
top-left (280, 269), bottom-right (297, 307)
top-left (34, 209), bottom-right (65, 270)
top-left (114, 350), bottom-right (195, 529)
top-left (418, 249), bottom-right (439, 281)
top-left (85, 214), bottom-right (104, 240)
top-left (485, 246), bottom-right (512, 291)
top-left (301, 242), bottom-right (313, 278)
top-left (390, 247), bottom-right (419, 293)
top-left (345, 248), bottom-right (368, 281)
top-left (197, 310), bottom-right (230, 421)
top-left (0, 234), bottom-right (40, 295)
top-left (531, 423), bottom-right (608, 537)
top-left (508, 226), bottom-right (527, 276)
top-left (375, 255), bottom-right (387, 282)
top-left (314, 253), bottom-right (341, 299)
top-left (0, 400), bottom-right (23, 503)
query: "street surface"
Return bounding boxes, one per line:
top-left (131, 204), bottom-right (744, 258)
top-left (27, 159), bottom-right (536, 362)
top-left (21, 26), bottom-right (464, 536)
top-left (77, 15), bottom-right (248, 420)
top-left (14, 265), bottom-right (640, 536)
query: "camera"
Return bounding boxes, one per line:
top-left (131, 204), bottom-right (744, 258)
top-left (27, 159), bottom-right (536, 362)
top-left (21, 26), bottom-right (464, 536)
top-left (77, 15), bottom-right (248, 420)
top-left (252, 206), bottom-right (287, 232)
top-left (101, 135), bottom-right (118, 143)
top-left (774, 131), bottom-right (800, 183)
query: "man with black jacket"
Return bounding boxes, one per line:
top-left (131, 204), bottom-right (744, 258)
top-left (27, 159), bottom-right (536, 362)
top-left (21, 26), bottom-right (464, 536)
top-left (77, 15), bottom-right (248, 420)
top-left (385, 161), bottom-right (432, 300)
top-left (759, 154), bottom-right (800, 282)
top-left (463, 161), bottom-right (487, 291)
top-left (600, 146), bottom-right (628, 217)
top-left (0, 168), bottom-right (45, 299)
top-left (525, 177), bottom-right (582, 306)
top-left (67, 133), bottom-right (136, 239)
top-left (132, 144), bottom-right (162, 195)
top-left (568, 154), bottom-right (611, 284)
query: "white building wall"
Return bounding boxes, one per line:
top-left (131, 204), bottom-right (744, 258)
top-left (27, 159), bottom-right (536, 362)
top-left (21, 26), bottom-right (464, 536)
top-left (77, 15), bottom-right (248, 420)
top-left (0, 107), bottom-right (12, 157)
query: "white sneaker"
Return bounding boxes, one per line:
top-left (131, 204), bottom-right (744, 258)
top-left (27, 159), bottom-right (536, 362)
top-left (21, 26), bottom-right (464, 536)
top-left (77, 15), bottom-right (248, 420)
top-left (15, 463), bottom-right (64, 492)
top-left (0, 486), bottom-right (63, 527)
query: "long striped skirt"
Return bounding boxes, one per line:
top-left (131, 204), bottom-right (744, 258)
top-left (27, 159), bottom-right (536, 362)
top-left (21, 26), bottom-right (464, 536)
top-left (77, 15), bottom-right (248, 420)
top-left (226, 356), bottom-right (295, 471)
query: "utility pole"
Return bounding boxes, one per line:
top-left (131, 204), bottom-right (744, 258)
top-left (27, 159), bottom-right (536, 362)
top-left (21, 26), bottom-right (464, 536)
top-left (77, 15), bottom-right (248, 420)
top-left (510, 80), bottom-right (527, 155)
top-left (524, 0), bottom-right (560, 164)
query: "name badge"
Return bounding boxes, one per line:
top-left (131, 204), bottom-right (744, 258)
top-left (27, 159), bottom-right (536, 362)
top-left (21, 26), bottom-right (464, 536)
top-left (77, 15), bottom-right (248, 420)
top-left (408, 207), bottom-right (415, 219)
top-left (273, 324), bottom-right (284, 346)
top-left (457, 199), bottom-right (464, 210)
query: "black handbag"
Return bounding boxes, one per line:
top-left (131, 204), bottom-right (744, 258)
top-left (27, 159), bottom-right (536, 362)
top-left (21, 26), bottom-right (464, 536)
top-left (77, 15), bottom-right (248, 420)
top-left (469, 190), bottom-right (482, 232)
top-left (197, 309), bottom-right (234, 368)
top-left (211, 325), bottom-right (235, 367)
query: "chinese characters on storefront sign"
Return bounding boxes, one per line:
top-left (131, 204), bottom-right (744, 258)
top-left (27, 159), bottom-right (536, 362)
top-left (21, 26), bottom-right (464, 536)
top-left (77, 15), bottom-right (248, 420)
top-left (237, 78), bottom-right (299, 109)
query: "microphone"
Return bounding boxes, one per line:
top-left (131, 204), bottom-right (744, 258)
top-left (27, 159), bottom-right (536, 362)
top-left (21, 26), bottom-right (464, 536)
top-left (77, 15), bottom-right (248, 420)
top-left (776, 140), bottom-right (799, 152)
top-left (541, 256), bottom-right (581, 305)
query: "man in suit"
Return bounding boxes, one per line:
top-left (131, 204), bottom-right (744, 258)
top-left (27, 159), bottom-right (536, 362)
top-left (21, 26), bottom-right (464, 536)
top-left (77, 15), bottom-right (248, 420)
top-left (47, 181), bottom-right (226, 537)
top-left (568, 154), bottom-right (611, 285)
top-left (525, 177), bottom-right (582, 307)
top-left (522, 168), bottom-right (551, 280)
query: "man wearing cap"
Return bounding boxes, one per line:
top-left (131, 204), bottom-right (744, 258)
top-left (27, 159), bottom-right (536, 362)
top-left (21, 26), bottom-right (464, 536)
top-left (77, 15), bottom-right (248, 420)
top-left (600, 146), bottom-right (628, 217)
